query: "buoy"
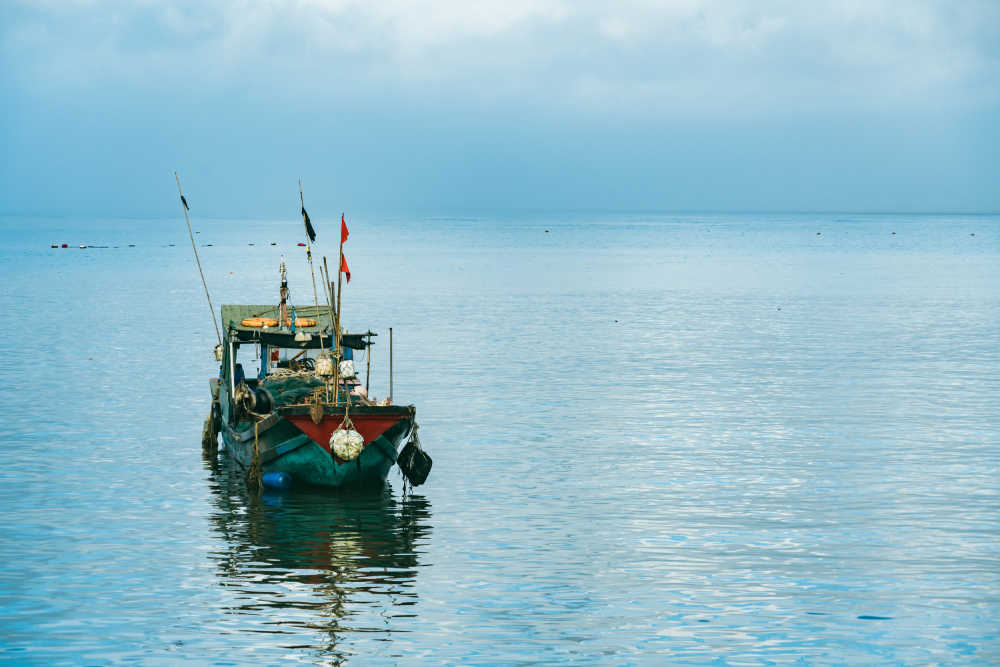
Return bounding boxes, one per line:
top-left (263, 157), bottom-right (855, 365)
top-left (331, 428), bottom-right (364, 461)
top-left (315, 355), bottom-right (334, 376)
top-left (50, 244), bottom-right (58, 248)
top-left (261, 472), bottom-right (292, 490)
top-left (61, 243), bottom-right (68, 248)
top-left (545, 229), bottom-right (550, 233)
top-left (79, 244), bottom-right (87, 249)
top-left (128, 244), bottom-right (135, 247)
top-left (297, 242), bottom-right (306, 246)
top-left (248, 243), bottom-right (255, 246)
top-left (339, 359), bottom-right (357, 379)
top-left (270, 242), bottom-right (277, 246)
top-left (242, 317), bottom-right (280, 328)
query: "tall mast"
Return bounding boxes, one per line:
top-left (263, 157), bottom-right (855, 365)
top-left (320, 258), bottom-right (337, 347)
top-left (335, 212), bottom-right (346, 363)
top-left (320, 258), bottom-right (338, 404)
top-left (174, 172), bottom-right (221, 346)
top-left (365, 331), bottom-right (372, 395)
top-left (279, 257), bottom-right (288, 327)
top-left (323, 256), bottom-right (341, 405)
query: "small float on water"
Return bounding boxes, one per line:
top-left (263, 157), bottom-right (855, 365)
top-left (177, 173), bottom-right (431, 490)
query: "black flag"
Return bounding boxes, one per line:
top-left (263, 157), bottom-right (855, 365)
top-left (181, 195), bottom-right (189, 211)
top-left (302, 206), bottom-right (316, 242)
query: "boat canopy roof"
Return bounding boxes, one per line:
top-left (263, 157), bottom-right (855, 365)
top-left (221, 304), bottom-right (370, 350)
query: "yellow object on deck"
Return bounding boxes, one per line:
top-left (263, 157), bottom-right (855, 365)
top-left (241, 317), bottom-right (318, 328)
top-left (241, 317), bottom-right (279, 328)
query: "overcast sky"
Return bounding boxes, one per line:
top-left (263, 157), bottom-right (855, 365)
top-left (1, 0), bottom-right (997, 217)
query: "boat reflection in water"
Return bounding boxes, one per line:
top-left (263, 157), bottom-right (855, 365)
top-left (204, 453), bottom-right (432, 660)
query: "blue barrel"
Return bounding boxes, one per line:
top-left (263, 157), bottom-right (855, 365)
top-left (261, 472), bottom-right (293, 490)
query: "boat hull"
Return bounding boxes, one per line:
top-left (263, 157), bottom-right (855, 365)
top-left (221, 405), bottom-right (415, 488)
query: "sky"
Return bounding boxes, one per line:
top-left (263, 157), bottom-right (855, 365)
top-left (1, 0), bottom-right (998, 217)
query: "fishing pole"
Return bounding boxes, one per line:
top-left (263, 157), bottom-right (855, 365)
top-left (175, 172), bottom-right (221, 346)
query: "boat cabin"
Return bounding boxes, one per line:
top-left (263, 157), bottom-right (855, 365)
top-left (217, 305), bottom-right (375, 423)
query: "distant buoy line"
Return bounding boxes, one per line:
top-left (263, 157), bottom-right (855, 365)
top-left (175, 171), bottom-right (222, 346)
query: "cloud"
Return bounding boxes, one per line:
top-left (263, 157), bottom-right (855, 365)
top-left (3, 0), bottom-right (998, 116)
top-left (1, 0), bottom-right (997, 216)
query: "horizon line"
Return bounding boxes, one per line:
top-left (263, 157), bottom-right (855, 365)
top-left (2, 208), bottom-right (1000, 222)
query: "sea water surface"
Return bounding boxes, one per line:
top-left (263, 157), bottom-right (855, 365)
top-left (0, 213), bottom-right (997, 665)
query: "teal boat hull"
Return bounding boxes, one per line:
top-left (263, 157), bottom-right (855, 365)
top-left (220, 405), bottom-right (415, 488)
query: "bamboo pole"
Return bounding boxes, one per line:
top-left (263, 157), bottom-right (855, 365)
top-left (333, 215), bottom-right (346, 406)
top-left (174, 172), bottom-right (221, 345)
top-left (323, 256), bottom-right (340, 405)
top-left (389, 327), bottom-right (393, 405)
top-left (320, 260), bottom-right (337, 346)
top-left (319, 260), bottom-right (337, 361)
top-left (365, 331), bottom-right (371, 395)
top-left (321, 262), bottom-right (337, 404)
top-left (278, 258), bottom-right (288, 327)
top-left (335, 213), bottom-right (345, 361)
top-left (299, 180), bottom-right (325, 350)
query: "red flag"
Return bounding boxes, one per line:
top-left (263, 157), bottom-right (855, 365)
top-left (340, 254), bottom-right (351, 283)
top-left (341, 214), bottom-right (349, 244)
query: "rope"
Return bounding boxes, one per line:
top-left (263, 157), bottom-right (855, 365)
top-left (246, 420), bottom-right (262, 490)
top-left (339, 388), bottom-right (355, 432)
top-left (249, 304), bottom-right (328, 319)
top-left (266, 367), bottom-right (313, 379)
top-left (409, 422), bottom-right (422, 450)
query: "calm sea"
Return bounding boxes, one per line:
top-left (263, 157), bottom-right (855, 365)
top-left (0, 213), bottom-right (997, 665)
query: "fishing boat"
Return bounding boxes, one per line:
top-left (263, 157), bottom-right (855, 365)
top-left (205, 302), bottom-right (426, 488)
top-left (179, 173), bottom-right (431, 489)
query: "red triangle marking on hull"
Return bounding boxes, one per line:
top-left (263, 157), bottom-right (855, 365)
top-left (286, 414), bottom-right (404, 452)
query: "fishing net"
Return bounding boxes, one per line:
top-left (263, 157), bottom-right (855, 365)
top-left (260, 375), bottom-right (326, 407)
